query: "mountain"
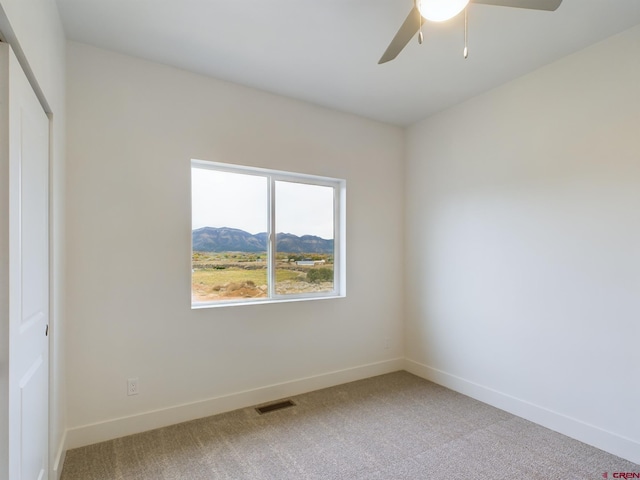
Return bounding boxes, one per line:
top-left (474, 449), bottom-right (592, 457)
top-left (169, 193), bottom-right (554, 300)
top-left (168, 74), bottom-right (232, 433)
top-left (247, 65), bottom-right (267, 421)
top-left (192, 227), bottom-right (333, 253)
top-left (275, 233), bottom-right (334, 254)
top-left (192, 227), bottom-right (265, 252)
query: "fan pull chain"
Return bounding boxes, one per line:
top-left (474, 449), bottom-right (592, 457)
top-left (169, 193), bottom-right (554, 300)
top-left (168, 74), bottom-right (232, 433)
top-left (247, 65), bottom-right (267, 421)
top-left (463, 7), bottom-right (469, 58)
top-left (417, 0), bottom-right (424, 44)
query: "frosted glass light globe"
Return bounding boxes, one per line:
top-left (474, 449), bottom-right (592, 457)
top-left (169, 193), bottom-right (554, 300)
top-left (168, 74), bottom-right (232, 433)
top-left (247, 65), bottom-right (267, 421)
top-left (419, 0), bottom-right (470, 22)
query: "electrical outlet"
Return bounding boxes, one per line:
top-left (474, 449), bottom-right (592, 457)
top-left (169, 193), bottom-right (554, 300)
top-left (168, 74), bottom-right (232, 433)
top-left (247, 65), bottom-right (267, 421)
top-left (127, 377), bottom-right (139, 396)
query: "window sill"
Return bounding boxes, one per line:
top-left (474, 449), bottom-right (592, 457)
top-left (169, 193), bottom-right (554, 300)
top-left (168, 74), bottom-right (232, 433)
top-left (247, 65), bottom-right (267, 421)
top-left (191, 292), bottom-right (346, 309)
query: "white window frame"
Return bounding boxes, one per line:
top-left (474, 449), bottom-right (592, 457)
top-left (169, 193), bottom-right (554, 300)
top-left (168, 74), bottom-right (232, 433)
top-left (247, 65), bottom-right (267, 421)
top-left (191, 159), bottom-right (346, 308)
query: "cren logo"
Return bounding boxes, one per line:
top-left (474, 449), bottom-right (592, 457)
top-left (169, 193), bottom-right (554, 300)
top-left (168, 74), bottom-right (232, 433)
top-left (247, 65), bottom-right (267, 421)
top-left (612, 474), bottom-right (640, 479)
top-left (603, 474), bottom-right (608, 479)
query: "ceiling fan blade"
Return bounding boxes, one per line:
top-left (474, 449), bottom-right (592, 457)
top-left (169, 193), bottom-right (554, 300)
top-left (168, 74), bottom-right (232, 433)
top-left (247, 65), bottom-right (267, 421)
top-left (378, 6), bottom-right (422, 64)
top-left (471, 0), bottom-right (562, 11)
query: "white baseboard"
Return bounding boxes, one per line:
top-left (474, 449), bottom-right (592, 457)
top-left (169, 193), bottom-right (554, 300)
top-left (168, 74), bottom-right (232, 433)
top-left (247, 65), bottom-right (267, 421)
top-left (52, 429), bottom-right (67, 480)
top-left (404, 358), bottom-right (640, 465)
top-left (65, 358), bottom-right (404, 450)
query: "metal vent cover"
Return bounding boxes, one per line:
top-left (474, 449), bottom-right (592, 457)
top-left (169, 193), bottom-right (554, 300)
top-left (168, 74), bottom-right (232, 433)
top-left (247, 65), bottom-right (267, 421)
top-left (255, 400), bottom-right (296, 415)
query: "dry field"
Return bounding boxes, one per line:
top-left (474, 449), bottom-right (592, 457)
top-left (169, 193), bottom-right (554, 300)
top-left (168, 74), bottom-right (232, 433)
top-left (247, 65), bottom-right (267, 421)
top-left (192, 252), bottom-right (333, 303)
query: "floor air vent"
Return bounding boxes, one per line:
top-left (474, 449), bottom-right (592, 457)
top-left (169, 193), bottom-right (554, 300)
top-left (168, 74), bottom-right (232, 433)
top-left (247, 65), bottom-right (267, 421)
top-left (255, 400), bottom-right (296, 415)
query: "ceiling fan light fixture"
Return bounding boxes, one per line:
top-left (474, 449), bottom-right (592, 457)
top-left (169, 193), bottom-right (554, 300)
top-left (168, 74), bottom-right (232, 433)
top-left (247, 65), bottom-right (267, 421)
top-left (419, 0), bottom-right (470, 22)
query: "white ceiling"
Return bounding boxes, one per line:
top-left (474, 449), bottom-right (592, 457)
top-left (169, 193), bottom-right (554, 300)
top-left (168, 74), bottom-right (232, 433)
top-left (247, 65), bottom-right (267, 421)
top-left (55, 0), bottom-right (640, 126)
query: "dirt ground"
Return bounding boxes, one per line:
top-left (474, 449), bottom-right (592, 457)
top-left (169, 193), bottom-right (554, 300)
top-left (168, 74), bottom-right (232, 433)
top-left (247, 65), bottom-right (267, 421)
top-left (192, 280), bottom-right (333, 303)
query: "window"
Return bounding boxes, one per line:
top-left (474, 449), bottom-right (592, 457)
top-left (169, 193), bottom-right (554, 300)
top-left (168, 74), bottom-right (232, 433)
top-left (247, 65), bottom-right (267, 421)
top-left (191, 160), bottom-right (345, 307)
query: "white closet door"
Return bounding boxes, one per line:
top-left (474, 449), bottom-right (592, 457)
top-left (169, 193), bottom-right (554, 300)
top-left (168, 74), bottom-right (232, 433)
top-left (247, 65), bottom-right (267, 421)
top-left (1, 43), bottom-right (50, 480)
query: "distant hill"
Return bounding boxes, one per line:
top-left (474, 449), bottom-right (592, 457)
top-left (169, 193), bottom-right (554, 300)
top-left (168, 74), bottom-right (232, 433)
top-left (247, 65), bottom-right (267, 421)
top-left (275, 232), bottom-right (334, 254)
top-left (192, 227), bottom-right (333, 253)
top-left (192, 227), bottom-right (265, 252)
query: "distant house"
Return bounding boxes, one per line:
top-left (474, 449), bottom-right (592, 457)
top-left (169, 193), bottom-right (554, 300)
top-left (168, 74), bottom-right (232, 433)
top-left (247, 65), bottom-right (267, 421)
top-left (296, 259), bottom-right (326, 266)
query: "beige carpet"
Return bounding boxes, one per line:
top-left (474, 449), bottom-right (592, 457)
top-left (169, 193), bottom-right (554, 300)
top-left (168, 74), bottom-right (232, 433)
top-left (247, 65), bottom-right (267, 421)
top-left (61, 371), bottom-right (639, 479)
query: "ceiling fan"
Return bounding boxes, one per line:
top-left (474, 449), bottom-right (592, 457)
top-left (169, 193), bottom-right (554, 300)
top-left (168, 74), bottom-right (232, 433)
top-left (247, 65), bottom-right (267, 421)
top-left (379, 0), bottom-right (563, 64)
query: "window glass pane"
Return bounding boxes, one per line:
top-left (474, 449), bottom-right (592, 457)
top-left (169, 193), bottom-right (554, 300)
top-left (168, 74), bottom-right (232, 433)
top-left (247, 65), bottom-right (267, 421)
top-left (274, 180), bottom-right (335, 295)
top-left (191, 168), bottom-right (268, 303)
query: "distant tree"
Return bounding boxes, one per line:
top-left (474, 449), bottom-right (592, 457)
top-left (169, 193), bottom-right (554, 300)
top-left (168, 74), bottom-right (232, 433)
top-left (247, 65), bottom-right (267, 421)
top-left (307, 268), bottom-right (333, 283)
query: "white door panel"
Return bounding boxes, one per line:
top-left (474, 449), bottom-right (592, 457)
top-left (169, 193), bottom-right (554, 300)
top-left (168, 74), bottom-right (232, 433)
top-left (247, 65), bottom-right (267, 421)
top-left (1, 43), bottom-right (50, 480)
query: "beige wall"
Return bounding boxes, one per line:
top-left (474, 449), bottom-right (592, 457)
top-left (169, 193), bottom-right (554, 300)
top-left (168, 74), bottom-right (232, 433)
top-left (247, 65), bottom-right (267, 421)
top-left (405, 24), bottom-right (640, 463)
top-left (65, 42), bottom-right (405, 445)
